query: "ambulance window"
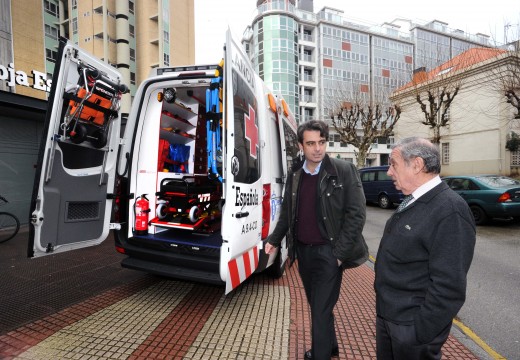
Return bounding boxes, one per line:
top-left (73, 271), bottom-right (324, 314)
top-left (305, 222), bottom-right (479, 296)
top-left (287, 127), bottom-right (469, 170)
top-left (283, 122), bottom-right (299, 170)
top-left (232, 69), bottom-right (260, 184)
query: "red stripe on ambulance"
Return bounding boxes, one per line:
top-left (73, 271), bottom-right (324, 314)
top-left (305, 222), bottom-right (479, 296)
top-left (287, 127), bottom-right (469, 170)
top-left (226, 245), bottom-right (260, 293)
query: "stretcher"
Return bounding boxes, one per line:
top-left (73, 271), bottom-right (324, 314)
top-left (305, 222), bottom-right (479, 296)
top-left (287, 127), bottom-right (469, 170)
top-left (152, 177), bottom-right (222, 233)
top-left (61, 64), bottom-right (128, 149)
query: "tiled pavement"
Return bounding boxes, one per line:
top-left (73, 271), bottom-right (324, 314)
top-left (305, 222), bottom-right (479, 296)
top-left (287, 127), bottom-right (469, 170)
top-left (0, 229), bottom-right (484, 359)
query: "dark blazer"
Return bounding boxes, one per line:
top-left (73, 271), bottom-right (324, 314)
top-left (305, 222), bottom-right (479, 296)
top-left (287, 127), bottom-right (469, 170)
top-left (374, 181), bottom-right (476, 344)
top-left (267, 155), bottom-right (368, 269)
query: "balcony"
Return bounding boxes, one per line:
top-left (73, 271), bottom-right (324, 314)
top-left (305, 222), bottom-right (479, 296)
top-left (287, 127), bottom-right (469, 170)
top-left (299, 54), bottom-right (316, 67)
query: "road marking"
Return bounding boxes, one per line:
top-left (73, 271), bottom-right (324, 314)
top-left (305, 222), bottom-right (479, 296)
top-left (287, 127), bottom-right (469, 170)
top-left (452, 318), bottom-right (507, 360)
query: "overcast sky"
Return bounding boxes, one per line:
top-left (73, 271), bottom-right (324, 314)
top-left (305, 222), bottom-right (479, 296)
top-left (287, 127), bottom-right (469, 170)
top-left (194, 0), bottom-right (520, 65)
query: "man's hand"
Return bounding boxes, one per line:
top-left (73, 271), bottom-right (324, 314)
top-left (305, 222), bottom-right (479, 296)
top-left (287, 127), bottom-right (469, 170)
top-left (265, 242), bottom-right (277, 255)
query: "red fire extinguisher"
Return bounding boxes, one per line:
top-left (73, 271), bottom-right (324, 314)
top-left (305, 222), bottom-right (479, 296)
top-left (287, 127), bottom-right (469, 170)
top-left (134, 194), bottom-right (150, 235)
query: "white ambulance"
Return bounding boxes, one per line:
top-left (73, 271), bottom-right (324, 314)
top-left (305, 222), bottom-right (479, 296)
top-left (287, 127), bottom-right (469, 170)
top-left (29, 30), bottom-right (299, 294)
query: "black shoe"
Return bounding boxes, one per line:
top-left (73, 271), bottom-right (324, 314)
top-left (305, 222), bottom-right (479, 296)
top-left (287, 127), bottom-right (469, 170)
top-left (304, 347), bottom-right (339, 359)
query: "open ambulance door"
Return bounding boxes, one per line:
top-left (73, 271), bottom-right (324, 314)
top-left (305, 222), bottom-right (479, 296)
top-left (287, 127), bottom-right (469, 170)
top-left (28, 38), bottom-right (127, 258)
top-left (221, 30), bottom-right (264, 293)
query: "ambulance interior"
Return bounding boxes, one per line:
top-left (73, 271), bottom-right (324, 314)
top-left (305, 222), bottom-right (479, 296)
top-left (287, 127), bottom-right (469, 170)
top-left (131, 79), bottom-right (225, 249)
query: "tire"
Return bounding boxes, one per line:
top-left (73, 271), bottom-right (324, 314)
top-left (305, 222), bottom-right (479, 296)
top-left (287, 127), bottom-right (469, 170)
top-left (266, 248), bottom-right (286, 279)
top-left (90, 129), bottom-right (108, 149)
top-left (378, 194), bottom-right (391, 209)
top-left (470, 205), bottom-right (488, 225)
top-left (0, 212), bottom-right (20, 243)
top-left (69, 123), bottom-right (87, 144)
top-left (189, 206), bottom-right (200, 223)
top-left (156, 202), bottom-right (167, 219)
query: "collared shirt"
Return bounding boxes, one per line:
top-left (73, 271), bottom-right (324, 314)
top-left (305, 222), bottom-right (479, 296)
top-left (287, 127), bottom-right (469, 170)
top-left (302, 160), bottom-right (322, 175)
top-left (408, 175), bottom-right (442, 206)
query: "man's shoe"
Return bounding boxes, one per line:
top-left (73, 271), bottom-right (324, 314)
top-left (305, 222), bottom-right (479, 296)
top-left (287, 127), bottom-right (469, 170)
top-left (304, 347), bottom-right (339, 359)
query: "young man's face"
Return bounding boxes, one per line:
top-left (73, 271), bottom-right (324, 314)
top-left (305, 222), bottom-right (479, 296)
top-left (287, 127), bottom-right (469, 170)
top-left (299, 129), bottom-right (327, 166)
top-left (387, 148), bottom-right (416, 195)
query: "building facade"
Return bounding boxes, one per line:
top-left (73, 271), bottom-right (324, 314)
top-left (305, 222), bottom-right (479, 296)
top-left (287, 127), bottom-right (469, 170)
top-left (0, 0), bottom-right (194, 223)
top-left (242, 0), bottom-right (493, 165)
top-left (391, 48), bottom-right (520, 177)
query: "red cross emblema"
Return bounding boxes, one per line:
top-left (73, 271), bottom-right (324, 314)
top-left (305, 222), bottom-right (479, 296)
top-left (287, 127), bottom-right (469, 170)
top-left (244, 105), bottom-right (259, 159)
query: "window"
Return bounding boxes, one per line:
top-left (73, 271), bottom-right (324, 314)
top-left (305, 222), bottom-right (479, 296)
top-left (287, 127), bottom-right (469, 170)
top-left (129, 1), bottom-right (134, 14)
top-left (46, 49), bottom-right (58, 62)
top-left (378, 171), bottom-right (392, 181)
top-left (163, 31), bottom-right (169, 43)
top-left (130, 48), bottom-right (136, 62)
top-left (72, 18), bottom-right (78, 35)
top-left (163, 53), bottom-right (170, 66)
top-left (129, 24), bottom-right (135, 38)
top-left (442, 143), bottom-right (450, 165)
top-left (45, 24), bottom-right (58, 40)
top-left (512, 150), bottom-right (520, 166)
top-left (361, 171), bottom-right (375, 182)
top-left (72, 0), bottom-right (77, 10)
top-left (130, 72), bottom-right (136, 85)
top-left (44, 0), bottom-right (58, 16)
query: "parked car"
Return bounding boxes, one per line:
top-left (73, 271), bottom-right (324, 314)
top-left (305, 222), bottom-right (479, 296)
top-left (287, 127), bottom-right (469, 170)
top-left (442, 175), bottom-right (520, 225)
top-left (359, 166), bottom-right (404, 209)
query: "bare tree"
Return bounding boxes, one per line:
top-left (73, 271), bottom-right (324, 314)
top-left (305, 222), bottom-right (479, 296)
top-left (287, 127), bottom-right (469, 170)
top-left (322, 66), bottom-right (406, 168)
top-left (408, 43), bottom-right (465, 144)
top-left (329, 102), bottom-right (401, 168)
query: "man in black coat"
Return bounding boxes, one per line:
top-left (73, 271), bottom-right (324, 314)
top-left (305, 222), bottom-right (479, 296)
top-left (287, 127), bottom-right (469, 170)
top-left (265, 120), bottom-right (367, 360)
top-left (374, 137), bottom-right (476, 359)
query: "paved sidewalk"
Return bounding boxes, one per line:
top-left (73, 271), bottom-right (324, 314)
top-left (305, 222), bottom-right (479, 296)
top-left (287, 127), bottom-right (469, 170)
top-left (0, 232), bottom-right (483, 360)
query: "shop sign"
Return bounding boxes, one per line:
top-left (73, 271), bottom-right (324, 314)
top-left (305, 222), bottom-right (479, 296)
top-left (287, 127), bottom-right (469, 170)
top-left (0, 62), bottom-right (52, 92)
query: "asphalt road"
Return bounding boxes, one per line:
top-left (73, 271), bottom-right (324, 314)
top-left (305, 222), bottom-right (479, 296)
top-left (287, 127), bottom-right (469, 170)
top-left (363, 204), bottom-right (520, 360)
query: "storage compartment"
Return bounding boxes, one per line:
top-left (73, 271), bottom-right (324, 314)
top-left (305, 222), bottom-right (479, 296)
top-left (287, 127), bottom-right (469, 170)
top-left (146, 84), bottom-right (223, 234)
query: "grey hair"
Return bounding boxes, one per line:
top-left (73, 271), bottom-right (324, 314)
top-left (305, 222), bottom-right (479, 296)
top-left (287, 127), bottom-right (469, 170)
top-left (297, 120), bottom-right (329, 144)
top-left (392, 137), bottom-right (441, 174)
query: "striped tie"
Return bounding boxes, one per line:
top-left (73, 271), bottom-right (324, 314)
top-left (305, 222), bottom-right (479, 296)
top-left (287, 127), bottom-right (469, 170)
top-left (396, 195), bottom-right (414, 213)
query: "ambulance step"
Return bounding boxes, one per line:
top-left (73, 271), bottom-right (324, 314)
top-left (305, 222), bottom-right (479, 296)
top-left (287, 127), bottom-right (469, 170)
top-left (121, 257), bottom-right (223, 285)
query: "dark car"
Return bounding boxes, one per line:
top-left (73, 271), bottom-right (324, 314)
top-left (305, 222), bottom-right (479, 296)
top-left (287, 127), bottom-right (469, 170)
top-left (442, 175), bottom-right (520, 225)
top-left (359, 166), bottom-right (404, 209)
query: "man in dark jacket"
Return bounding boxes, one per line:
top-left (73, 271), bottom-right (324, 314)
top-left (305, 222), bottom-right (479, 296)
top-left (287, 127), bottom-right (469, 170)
top-left (374, 137), bottom-right (476, 359)
top-left (265, 120), bottom-right (367, 360)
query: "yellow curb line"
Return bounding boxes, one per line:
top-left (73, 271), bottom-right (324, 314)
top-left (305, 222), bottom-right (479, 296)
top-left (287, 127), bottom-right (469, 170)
top-left (368, 255), bottom-right (506, 360)
top-left (452, 318), bottom-right (506, 360)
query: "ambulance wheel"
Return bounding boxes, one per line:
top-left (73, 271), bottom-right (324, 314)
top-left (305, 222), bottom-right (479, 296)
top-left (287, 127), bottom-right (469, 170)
top-left (69, 123), bottom-right (87, 144)
top-left (90, 129), bottom-right (107, 149)
top-left (156, 202), bottom-right (167, 220)
top-left (267, 248), bottom-right (286, 279)
top-left (189, 206), bottom-right (200, 223)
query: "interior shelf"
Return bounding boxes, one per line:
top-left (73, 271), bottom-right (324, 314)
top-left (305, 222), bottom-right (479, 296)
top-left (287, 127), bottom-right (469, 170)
top-left (160, 129), bottom-right (195, 145)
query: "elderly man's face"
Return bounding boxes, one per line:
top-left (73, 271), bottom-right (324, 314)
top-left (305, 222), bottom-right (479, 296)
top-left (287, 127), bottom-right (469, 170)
top-left (387, 148), bottom-right (416, 195)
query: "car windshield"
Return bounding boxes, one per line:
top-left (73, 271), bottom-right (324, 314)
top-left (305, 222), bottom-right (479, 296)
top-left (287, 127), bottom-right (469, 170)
top-left (476, 176), bottom-right (520, 188)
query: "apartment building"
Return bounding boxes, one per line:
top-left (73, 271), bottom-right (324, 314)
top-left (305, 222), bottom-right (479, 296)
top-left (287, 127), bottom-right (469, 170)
top-left (242, 0), bottom-right (492, 165)
top-left (0, 0), bottom-right (194, 222)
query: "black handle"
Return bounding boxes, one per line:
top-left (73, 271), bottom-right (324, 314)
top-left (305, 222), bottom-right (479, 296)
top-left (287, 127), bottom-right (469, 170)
top-left (235, 211), bottom-right (249, 218)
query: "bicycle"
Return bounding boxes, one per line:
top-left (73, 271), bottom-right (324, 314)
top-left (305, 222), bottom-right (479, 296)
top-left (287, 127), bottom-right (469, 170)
top-left (0, 195), bottom-right (20, 243)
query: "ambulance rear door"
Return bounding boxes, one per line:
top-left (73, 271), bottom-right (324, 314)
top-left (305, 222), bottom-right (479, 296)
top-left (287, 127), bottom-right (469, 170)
top-left (29, 38), bottom-right (126, 257)
top-left (220, 30), bottom-right (263, 293)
